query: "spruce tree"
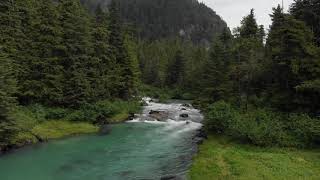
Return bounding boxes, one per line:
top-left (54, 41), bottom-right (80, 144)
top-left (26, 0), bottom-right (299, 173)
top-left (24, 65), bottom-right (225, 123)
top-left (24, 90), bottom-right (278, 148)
top-left (266, 7), bottom-right (320, 112)
top-left (0, 50), bottom-right (17, 147)
top-left (108, 0), bottom-right (136, 99)
top-left (18, 0), bottom-right (64, 105)
top-left (58, 0), bottom-right (93, 106)
top-left (230, 10), bottom-right (265, 109)
top-left (200, 39), bottom-right (231, 102)
top-left (91, 5), bottom-right (112, 100)
top-left (290, 0), bottom-right (320, 46)
top-left (240, 9), bottom-right (259, 39)
top-left (166, 50), bottom-right (185, 87)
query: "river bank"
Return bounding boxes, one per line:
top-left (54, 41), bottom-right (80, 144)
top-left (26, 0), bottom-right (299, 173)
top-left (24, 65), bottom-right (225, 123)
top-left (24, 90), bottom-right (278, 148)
top-left (189, 135), bottom-right (320, 179)
top-left (0, 99), bottom-right (142, 154)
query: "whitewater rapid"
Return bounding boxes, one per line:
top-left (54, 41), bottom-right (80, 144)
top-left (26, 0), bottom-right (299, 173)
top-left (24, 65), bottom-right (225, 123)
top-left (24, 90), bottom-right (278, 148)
top-left (127, 97), bottom-right (204, 135)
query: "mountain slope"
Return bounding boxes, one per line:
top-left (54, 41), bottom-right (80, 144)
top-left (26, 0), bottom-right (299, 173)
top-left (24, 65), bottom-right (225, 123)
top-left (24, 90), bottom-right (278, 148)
top-left (81, 0), bottom-right (229, 44)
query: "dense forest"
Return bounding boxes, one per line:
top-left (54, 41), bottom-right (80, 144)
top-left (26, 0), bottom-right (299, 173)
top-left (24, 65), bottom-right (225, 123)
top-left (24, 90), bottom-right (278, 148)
top-left (0, 0), bottom-right (141, 150)
top-left (0, 0), bottom-right (319, 154)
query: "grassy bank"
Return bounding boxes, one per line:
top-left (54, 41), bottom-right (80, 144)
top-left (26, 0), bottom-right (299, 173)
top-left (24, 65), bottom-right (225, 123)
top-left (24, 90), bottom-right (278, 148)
top-left (189, 135), bottom-right (320, 180)
top-left (10, 121), bottom-right (99, 147)
top-left (2, 99), bottom-right (141, 151)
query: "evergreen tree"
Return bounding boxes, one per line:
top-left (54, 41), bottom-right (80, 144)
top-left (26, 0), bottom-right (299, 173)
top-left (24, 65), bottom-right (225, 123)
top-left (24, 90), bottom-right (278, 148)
top-left (200, 39), bottom-right (231, 102)
top-left (257, 25), bottom-right (266, 44)
top-left (266, 8), bottom-right (320, 112)
top-left (18, 0), bottom-right (64, 105)
top-left (166, 50), bottom-right (185, 87)
top-left (108, 0), bottom-right (136, 99)
top-left (0, 50), bottom-right (17, 147)
top-left (290, 0), bottom-right (320, 46)
top-left (58, 0), bottom-right (93, 106)
top-left (240, 9), bottom-right (259, 39)
top-left (15, 0), bottom-right (40, 104)
top-left (91, 5), bottom-right (112, 100)
top-left (231, 10), bottom-right (265, 109)
top-left (0, 0), bottom-right (23, 75)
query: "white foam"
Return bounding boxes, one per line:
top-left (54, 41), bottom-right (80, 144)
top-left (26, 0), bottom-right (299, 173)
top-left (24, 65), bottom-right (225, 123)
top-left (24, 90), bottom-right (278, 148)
top-left (127, 97), bottom-right (203, 137)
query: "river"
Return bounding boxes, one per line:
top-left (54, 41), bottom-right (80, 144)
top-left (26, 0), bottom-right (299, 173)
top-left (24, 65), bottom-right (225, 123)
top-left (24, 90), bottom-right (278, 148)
top-left (0, 98), bottom-right (203, 180)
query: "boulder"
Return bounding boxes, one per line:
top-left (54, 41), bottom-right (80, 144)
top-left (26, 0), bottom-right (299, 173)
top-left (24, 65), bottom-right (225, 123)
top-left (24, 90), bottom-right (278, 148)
top-left (180, 114), bottom-right (189, 118)
top-left (196, 128), bottom-right (208, 139)
top-left (194, 137), bottom-right (204, 145)
top-left (181, 103), bottom-right (192, 108)
top-left (141, 101), bottom-right (148, 106)
top-left (181, 108), bottom-right (187, 111)
top-left (128, 113), bottom-right (135, 120)
top-left (149, 110), bottom-right (169, 121)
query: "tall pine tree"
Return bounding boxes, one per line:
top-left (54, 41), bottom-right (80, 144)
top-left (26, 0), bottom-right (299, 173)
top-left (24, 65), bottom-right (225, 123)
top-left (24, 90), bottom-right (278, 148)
top-left (58, 0), bottom-right (93, 106)
top-left (0, 50), bottom-right (17, 148)
top-left (266, 6), bottom-right (320, 112)
top-left (108, 0), bottom-right (137, 99)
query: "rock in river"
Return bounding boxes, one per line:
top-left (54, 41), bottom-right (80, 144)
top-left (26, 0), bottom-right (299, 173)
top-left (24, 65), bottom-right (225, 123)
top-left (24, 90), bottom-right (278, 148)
top-left (181, 103), bottom-right (192, 108)
top-left (99, 125), bottom-right (112, 135)
top-left (149, 110), bottom-right (169, 121)
top-left (180, 114), bottom-right (189, 118)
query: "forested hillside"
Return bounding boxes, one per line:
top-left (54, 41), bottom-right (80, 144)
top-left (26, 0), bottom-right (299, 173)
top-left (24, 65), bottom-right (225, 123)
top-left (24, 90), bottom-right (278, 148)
top-left (0, 0), bottom-right (140, 150)
top-left (81, 0), bottom-right (228, 44)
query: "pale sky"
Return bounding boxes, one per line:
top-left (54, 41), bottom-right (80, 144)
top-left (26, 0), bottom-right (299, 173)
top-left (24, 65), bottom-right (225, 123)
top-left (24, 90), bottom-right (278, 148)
top-left (201, 0), bottom-right (294, 31)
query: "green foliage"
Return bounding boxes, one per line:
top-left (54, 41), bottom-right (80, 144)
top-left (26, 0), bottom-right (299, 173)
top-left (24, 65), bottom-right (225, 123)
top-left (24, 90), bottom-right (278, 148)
top-left (108, 0), bottom-right (139, 99)
top-left (290, 0), bottom-right (320, 46)
top-left (139, 84), bottom-right (172, 102)
top-left (0, 50), bottom-right (17, 147)
top-left (166, 50), bottom-right (185, 87)
top-left (239, 9), bottom-right (259, 38)
top-left (205, 101), bottom-right (320, 147)
top-left (66, 100), bottom-right (141, 123)
top-left (266, 8), bottom-right (320, 112)
top-left (205, 101), bottom-right (236, 133)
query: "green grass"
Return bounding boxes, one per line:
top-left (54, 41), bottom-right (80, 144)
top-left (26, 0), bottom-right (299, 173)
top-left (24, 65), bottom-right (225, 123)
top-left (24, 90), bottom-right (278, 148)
top-left (32, 120), bottom-right (99, 140)
top-left (189, 135), bottom-right (320, 180)
top-left (10, 121), bottom-right (98, 146)
top-left (109, 111), bottom-right (130, 123)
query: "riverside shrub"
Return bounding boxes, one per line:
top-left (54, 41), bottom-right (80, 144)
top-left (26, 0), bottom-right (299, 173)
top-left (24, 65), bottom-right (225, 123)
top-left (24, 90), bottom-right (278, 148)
top-left (205, 101), bottom-right (320, 147)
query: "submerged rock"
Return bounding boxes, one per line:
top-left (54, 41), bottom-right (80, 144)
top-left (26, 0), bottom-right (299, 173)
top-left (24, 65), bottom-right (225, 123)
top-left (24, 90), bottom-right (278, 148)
top-left (99, 125), bottom-right (111, 135)
top-left (149, 110), bottom-right (169, 121)
top-left (160, 175), bottom-right (183, 180)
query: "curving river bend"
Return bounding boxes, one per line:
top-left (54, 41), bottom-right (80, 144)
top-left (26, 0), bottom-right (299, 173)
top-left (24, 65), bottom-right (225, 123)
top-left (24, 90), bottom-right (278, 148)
top-left (0, 98), bottom-right (203, 180)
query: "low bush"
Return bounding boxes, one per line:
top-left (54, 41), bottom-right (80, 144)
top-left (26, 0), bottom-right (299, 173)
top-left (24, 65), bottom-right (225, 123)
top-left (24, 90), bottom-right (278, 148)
top-left (66, 100), bottom-right (141, 123)
top-left (139, 84), bottom-right (172, 102)
top-left (205, 101), bottom-right (320, 147)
